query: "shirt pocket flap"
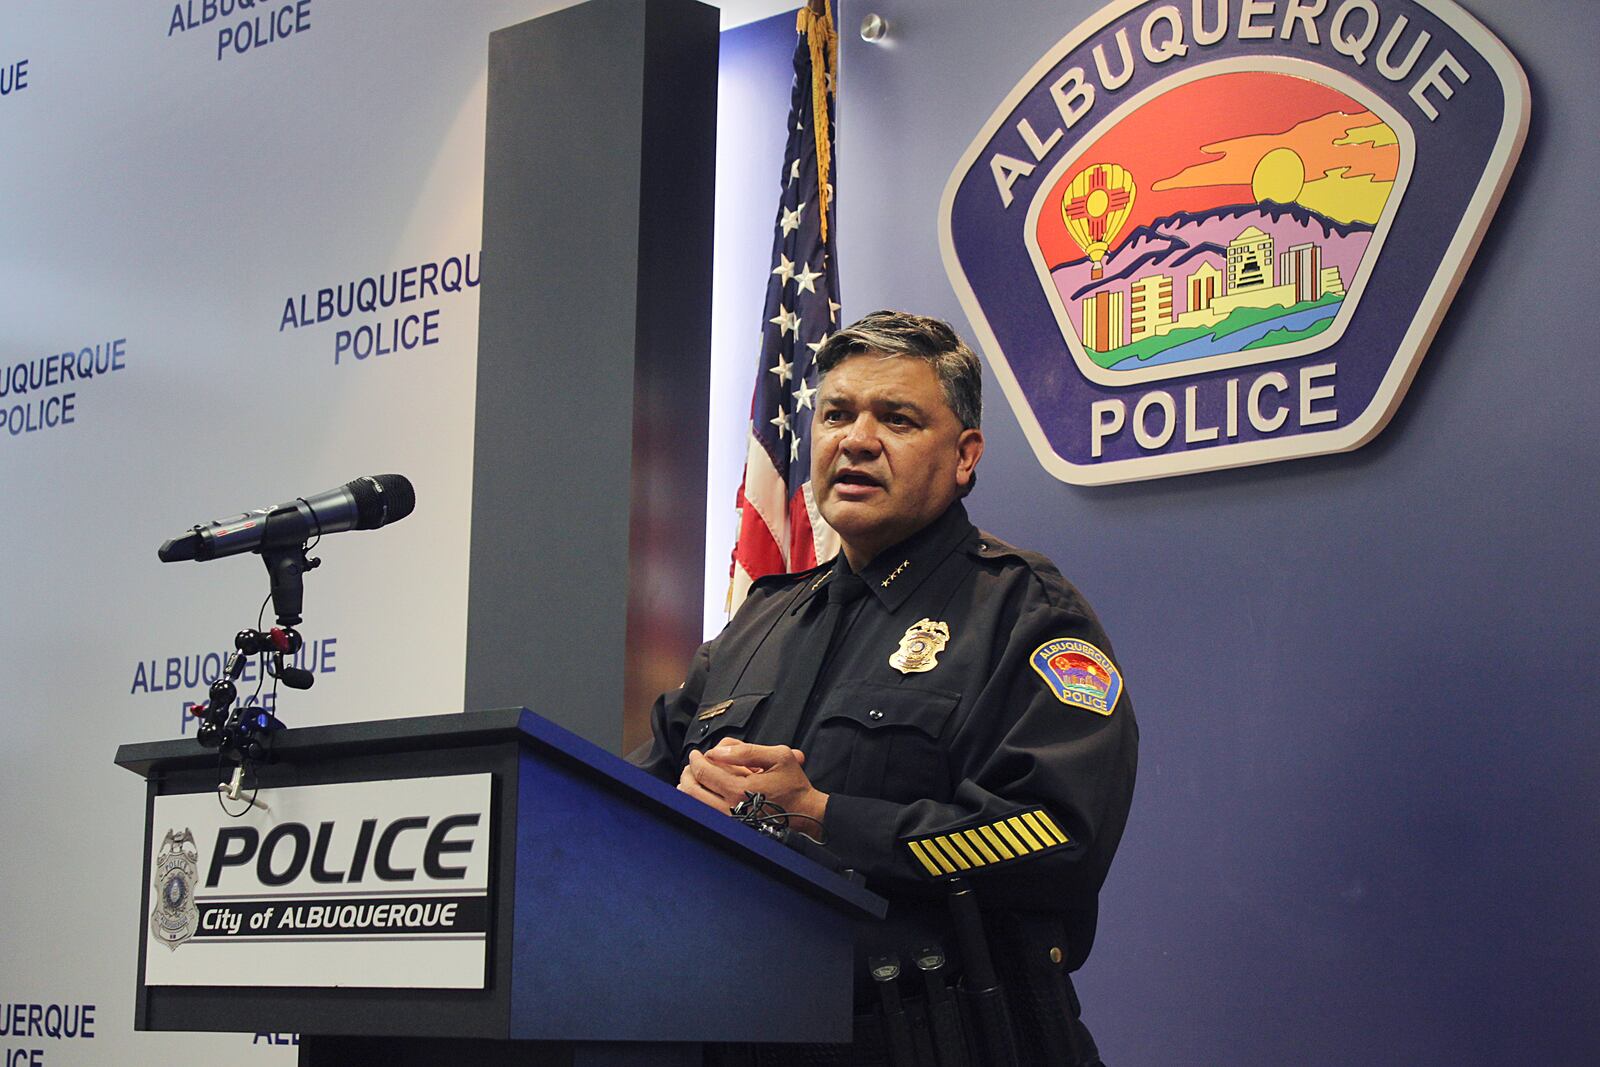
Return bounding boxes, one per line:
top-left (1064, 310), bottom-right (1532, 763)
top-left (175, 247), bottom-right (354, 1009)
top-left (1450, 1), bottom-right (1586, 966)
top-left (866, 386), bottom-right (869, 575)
top-left (685, 691), bottom-right (770, 749)
top-left (816, 682), bottom-right (961, 738)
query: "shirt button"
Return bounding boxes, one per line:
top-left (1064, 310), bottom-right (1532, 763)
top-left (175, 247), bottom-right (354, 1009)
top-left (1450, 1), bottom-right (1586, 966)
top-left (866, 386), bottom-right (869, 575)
top-left (1048, 947), bottom-right (1063, 965)
top-left (868, 709), bottom-right (884, 721)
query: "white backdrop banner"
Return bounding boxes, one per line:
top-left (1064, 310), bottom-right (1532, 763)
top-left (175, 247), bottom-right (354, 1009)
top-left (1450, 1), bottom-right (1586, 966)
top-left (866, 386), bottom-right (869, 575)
top-left (0, 1), bottom-right (575, 1062)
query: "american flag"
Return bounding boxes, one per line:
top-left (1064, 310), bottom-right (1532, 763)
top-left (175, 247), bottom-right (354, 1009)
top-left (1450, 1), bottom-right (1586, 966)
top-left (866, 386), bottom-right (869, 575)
top-left (728, 0), bottom-right (841, 613)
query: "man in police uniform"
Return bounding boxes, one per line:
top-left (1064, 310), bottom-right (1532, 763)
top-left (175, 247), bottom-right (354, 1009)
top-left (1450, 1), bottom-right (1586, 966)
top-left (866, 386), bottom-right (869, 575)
top-left (631, 311), bottom-right (1137, 1066)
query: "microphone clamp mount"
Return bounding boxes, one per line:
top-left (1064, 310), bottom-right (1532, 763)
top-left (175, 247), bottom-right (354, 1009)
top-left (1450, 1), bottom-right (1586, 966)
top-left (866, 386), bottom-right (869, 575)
top-left (191, 626), bottom-right (310, 766)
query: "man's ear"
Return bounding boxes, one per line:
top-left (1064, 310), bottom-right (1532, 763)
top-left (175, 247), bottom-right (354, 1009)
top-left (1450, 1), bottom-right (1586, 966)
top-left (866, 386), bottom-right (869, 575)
top-left (956, 428), bottom-right (984, 487)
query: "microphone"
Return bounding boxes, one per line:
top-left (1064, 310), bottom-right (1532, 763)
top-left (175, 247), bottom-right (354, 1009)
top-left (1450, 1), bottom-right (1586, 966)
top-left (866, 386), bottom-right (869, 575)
top-left (158, 474), bottom-right (415, 563)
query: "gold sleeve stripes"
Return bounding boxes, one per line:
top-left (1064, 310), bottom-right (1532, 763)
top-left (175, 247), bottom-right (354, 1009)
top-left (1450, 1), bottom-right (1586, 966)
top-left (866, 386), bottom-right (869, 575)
top-left (903, 809), bottom-right (1072, 878)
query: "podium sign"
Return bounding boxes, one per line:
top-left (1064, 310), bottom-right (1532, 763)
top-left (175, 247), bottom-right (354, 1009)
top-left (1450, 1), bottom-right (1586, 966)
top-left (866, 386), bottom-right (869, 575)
top-left (145, 774), bottom-right (492, 989)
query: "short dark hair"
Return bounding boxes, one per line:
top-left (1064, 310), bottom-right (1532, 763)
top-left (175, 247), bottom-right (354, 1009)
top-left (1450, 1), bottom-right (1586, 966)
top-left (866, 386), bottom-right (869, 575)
top-left (814, 310), bottom-right (982, 430)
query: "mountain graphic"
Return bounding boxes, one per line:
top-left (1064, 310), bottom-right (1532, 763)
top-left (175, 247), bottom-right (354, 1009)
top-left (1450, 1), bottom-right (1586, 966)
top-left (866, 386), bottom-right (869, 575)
top-left (1053, 201), bottom-right (1373, 303)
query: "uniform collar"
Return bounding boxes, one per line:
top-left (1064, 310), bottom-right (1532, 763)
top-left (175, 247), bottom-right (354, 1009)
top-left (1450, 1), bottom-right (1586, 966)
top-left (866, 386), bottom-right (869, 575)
top-left (797, 502), bottom-right (976, 615)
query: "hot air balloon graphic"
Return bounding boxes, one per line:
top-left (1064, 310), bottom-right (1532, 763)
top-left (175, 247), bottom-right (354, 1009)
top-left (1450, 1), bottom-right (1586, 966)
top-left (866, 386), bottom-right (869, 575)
top-left (1060, 163), bottom-right (1137, 280)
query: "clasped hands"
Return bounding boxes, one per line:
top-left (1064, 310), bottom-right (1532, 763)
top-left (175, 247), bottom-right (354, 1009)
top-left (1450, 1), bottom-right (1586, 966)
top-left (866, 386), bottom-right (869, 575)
top-left (677, 738), bottom-right (829, 829)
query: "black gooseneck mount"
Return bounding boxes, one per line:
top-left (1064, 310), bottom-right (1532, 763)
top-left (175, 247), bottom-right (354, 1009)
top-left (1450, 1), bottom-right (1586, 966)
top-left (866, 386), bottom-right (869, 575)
top-left (190, 535), bottom-right (325, 809)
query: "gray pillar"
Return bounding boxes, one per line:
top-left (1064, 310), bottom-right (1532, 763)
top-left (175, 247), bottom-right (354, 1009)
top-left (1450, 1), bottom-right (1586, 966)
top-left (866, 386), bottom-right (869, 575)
top-left (467, 0), bottom-right (718, 754)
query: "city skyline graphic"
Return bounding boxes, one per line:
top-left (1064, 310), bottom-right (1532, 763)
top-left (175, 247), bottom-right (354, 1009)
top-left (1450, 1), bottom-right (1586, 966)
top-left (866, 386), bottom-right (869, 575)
top-left (1037, 71), bottom-right (1402, 372)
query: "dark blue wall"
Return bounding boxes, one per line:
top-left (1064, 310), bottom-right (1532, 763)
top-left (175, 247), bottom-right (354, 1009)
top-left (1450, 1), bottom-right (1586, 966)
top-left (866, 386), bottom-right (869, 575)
top-left (729, 2), bottom-right (1599, 1062)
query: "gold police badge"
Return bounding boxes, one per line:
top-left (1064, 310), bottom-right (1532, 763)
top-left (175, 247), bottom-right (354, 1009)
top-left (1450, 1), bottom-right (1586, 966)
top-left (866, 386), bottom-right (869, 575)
top-left (890, 619), bottom-right (950, 674)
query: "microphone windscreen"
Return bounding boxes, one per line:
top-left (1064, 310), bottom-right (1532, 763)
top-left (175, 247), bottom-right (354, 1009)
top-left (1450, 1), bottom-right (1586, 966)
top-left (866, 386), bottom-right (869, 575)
top-left (346, 474), bottom-right (415, 529)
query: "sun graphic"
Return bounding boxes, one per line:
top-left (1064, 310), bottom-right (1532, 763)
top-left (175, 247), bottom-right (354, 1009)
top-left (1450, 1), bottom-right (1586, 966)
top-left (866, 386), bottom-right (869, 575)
top-left (1251, 147), bottom-right (1306, 204)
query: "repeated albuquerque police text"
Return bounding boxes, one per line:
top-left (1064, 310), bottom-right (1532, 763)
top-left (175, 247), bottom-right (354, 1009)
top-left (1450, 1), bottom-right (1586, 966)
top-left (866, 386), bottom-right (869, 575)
top-left (279, 252), bottom-right (481, 366)
top-left (0, 1000), bottom-right (95, 1067)
top-left (0, 340), bottom-right (126, 439)
top-left (130, 635), bottom-right (337, 734)
top-left (166, 0), bottom-right (313, 62)
top-left (0, 57), bottom-right (28, 98)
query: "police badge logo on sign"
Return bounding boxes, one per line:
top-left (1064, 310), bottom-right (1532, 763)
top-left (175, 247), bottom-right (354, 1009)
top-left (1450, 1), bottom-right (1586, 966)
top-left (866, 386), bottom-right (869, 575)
top-left (149, 828), bottom-right (200, 951)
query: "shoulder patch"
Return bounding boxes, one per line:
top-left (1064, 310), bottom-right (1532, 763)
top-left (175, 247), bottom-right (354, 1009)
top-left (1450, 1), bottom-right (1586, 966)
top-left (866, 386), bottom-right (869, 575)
top-left (1030, 637), bottom-right (1122, 715)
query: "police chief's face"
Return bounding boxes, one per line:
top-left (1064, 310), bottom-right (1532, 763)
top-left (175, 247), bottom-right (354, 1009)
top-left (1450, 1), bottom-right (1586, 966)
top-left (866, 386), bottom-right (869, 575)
top-left (812, 353), bottom-right (983, 569)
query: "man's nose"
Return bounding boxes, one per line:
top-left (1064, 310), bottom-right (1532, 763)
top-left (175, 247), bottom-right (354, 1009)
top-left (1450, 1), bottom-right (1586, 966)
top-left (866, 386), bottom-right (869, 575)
top-left (840, 416), bottom-right (883, 457)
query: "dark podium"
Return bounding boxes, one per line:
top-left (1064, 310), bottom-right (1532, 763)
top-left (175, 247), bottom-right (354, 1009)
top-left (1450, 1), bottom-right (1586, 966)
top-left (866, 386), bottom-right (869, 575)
top-left (116, 709), bottom-right (886, 1066)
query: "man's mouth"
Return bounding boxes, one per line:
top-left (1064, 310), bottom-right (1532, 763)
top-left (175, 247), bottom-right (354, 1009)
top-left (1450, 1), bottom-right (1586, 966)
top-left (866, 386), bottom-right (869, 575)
top-left (832, 469), bottom-right (885, 496)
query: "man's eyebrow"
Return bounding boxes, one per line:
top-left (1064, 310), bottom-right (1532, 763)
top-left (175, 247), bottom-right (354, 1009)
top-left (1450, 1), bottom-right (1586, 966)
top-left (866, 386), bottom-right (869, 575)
top-left (878, 399), bottom-right (927, 413)
top-left (816, 393), bottom-right (929, 416)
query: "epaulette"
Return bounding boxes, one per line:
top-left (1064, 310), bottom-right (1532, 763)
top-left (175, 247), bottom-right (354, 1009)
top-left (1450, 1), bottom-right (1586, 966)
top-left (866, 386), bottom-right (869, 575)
top-left (967, 530), bottom-right (1092, 619)
top-left (966, 530), bottom-right (1032, 563)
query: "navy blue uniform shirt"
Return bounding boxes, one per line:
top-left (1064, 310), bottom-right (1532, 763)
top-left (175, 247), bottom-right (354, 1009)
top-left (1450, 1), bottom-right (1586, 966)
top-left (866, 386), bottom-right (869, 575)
top-left (632, 502), bottom-right (1137, 970)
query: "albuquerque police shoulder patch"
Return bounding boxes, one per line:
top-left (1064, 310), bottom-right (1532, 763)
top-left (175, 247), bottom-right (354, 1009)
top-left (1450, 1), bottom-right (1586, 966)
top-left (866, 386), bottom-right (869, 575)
top-left (1031, 638), bottom-right (1122, 715)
